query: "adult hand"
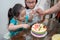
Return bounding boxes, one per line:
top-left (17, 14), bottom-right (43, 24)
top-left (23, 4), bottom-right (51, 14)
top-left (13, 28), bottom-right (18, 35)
top-left (36, 8), bottom-right (45, 15)
top-left (36, 8), bottom-right (46, 22)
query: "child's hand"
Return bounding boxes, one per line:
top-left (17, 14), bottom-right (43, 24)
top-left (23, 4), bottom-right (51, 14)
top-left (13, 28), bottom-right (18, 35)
top-left (30, 10), bottom-right (36, 14)
top-left (22, 24), bottom-right (30, 29)
top-left (29, 10), bottom-right (36, 21)
top-left (29, 14), bottom-right (33, 22)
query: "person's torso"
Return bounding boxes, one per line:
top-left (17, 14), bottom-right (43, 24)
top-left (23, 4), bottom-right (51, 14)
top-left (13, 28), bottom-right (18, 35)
top-left (26, 9), bottom-right (40, 25)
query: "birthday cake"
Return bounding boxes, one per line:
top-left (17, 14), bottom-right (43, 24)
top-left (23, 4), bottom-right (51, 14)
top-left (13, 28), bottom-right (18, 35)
top-left (31, 23), bottom-right (47, 37)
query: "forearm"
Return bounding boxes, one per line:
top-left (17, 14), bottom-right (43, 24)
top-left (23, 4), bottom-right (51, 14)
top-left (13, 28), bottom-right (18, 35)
top-left (8, 24), bottom-right (23, 31)
top-left (45, 1), bottom-right (60, 14)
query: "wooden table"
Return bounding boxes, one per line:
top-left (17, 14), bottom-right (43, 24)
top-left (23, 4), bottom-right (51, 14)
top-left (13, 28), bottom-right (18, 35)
top-left (11, 19), bottom-right (60, 40)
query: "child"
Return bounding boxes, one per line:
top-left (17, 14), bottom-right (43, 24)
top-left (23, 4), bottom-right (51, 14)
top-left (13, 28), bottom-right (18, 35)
top-left (25, 0), bottom-right (41, 25)
top-left (8, 4), bottom-right (30, 38)
top-left (25, 0), bottom-right (50, 25)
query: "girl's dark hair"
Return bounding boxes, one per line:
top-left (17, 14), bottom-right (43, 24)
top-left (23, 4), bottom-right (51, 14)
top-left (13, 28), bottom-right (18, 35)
top-left (8, 4), bottom-right (24, 24)
top-left (25, 0), bottom-right (38, 9)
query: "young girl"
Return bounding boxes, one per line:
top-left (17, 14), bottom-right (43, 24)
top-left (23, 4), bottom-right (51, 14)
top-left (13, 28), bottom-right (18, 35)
top-left (25, 0), bottom-right (50, 25)
top-left (8, 4), bottom-right (30, 38)
top-left (25, 0), bottom-right (41, 25)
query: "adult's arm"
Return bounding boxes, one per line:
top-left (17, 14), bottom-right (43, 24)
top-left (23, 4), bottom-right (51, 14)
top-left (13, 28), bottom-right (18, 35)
top-left (45, 1), bottom-right (60, 15)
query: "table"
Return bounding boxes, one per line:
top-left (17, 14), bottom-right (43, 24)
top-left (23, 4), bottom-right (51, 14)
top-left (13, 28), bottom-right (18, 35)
top-left (11, 19), bottom-right (60, 40)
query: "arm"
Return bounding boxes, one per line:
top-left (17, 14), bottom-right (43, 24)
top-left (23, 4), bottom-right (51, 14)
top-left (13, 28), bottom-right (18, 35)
top-left (8, 24), bottom-right (23, 31)
top-left (42, 1), bottom-right (60, 25)
top-left (8, 24), bottom-right (30, 31)
top-left (44, 1), bottom-right (60, 15)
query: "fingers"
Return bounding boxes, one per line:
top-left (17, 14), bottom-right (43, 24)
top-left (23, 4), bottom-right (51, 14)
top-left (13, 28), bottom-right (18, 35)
top-left (36, 8), bottom-right (45, 15)
top-left (23, 24), bottom-right (30, 29)
top-left (30, 10), bottom-right (36, 15)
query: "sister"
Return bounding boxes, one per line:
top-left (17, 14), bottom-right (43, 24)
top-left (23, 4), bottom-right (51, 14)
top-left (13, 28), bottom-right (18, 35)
top-left (8, 4), bottom-right (30, 37)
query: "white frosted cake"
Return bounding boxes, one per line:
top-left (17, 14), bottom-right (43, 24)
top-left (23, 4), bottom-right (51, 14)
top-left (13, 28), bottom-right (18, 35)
top-left (31, 23), bottom-right (47, 37)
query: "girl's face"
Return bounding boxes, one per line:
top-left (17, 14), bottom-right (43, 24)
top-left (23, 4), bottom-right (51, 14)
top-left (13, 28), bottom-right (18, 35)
top-left (18, 9), bottom-right (26, 21)
top-left (25, 0), bottom-right (36, 9)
